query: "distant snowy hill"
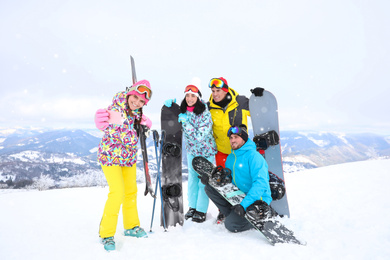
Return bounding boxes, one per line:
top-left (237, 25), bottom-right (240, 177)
top-left (0, 127), bottom-right (389, 188)
top-left (0, 128), bottom-right (102, 188)
top-left (279, 131), bottom-right (390, 172)
top-left (1, 159), bottom-right (389, 259)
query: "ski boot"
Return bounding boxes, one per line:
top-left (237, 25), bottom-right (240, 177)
top-left (185, 208), bottom-right (196, 220)
top-left (192, 211), bottom-right (206, 223)
top-left (101, 236), bottom-right (115, 251)
top-left (124, 226), bottom-right (148, 238)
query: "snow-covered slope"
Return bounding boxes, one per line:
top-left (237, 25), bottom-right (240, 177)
top-left (1, 159), bottom-right (389, 259)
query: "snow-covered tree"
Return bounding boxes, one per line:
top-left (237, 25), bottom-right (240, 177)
top-left (31, 174), bottom-right (55, 191)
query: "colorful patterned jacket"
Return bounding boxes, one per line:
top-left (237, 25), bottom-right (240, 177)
top-left (97, 91), bottom-right (140, 167)
top-left (181, 103), bottom-right (217, 157)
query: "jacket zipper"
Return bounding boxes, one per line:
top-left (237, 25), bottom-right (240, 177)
top-left (232, 150), bottom-right (237, 186)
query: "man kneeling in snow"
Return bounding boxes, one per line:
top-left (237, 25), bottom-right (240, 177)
top-left (201, 125), bottom-right (273, 232)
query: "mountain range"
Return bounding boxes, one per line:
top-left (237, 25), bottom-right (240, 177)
top-left (0, 127), bottom-right (389, 188)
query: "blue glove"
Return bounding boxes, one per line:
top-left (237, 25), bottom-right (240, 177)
top-left (164, 99), bottom-right (176, 108)
top-left (178, 113), bottom-right (188, 123)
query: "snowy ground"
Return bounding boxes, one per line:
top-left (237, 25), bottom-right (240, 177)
top-left (1, 159), bottom-right (390, 260)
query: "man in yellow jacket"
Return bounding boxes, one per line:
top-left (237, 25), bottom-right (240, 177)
top-left (207, 77), bottom-right (251, 223)
top-left (207, 77), bottom-right (251, 168)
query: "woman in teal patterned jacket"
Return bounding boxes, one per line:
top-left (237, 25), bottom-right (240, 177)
top-left (166, 85), bottom-right (217, 223)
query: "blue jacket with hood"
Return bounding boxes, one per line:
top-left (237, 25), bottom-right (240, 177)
top-left (225, 138), bottom-right (272, 210)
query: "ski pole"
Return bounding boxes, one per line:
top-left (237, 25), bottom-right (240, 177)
top-left (158, 130), bottom-right (167, 231)
top-left (150, 130), bottom-right (167, 231)
top-left (150, 130), bottom-right (160, 232)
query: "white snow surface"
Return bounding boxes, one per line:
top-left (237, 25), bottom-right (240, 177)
top-left (1, 159), bottom-right (390, 260)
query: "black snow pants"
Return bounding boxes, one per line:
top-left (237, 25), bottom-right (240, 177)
top-left (204, 184), bottom-right (252, 232)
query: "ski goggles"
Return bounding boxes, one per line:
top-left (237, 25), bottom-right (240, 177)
top-left (227, 126), bottom-right (245, 137)
top-left (184, 85), bottom-right (199, 93)
top-left (209, 78), bottom-right (225, 89)
top-left (129, 84), bottom-right (152, 100)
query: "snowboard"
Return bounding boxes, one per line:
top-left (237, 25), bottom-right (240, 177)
top-left (192, 156), bottom-right (305, 246)
top-left (160, 103), bottom-right (184, 227)
top-left (249, 89), bottom-right (290, 217)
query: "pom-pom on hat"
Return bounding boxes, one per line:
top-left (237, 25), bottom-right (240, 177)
top-left (126, 79), bottom-right (152, 105)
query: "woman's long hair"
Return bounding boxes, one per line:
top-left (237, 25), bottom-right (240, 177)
top-left (180, 97), bottom-right (206, 115)
top-left (126, 95), bottom-right (143, 126)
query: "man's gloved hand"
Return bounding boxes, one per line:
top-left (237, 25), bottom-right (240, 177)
top-left (232, 204), bottom-right (246, 218)
top-left (178, 113), bottom-right (188, 124)
top-left (94, 109), bottom-right (109, 130)
top-left (198, 174), bottom-right (209, 185)
top-left (164, 99), bottom-right (176, 108)
top-left (250, 87), bottom-right (264, 97)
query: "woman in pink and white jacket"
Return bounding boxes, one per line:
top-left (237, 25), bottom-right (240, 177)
top-left (94, 79), bottom-right (152, 251)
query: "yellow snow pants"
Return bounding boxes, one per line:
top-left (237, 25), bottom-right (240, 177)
top-left (99, 165), bottom-right (140, 238)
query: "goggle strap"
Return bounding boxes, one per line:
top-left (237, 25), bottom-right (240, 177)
top-left (184, 89), bottom-right (200, 97)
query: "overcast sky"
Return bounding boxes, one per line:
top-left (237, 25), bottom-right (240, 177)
top-left (1, 0), bottom-right (389, 135)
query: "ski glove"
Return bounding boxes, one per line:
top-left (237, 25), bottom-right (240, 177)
top-left (198, 174), bottom-right (209, 185)
top-left (94, 109), bottom-right (109, 131)
top-left (250, 87), bottom-right (264, 97)
top-left (178, 113), bottom-right (188, 124)
top-left (164, 99), bottom-right (176, 108)
top-left (140, 114), bottom-right (152, 129)
top-left (232, 204), bottom-right (246, 218)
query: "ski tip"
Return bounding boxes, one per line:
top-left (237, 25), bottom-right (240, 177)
top-left (148, 192), bottom-right (156, 199)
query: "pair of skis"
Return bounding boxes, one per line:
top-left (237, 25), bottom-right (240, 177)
top-left (130, 56), bottom-right (154, 198)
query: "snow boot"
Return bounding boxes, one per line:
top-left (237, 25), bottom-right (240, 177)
top-left (185, 208), bottom-right (196, 220)
top-left (192, 211), bottom-right (206, 223)
top-left (216, 210), bottom-right (225, 224)
top-left (101, 236), bottom-right (115, 251)
top-left (124, 226), bottom-right (148, 238)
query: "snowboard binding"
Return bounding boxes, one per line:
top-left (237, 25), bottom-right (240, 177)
top-left (269, 171), bottom-right (286, 201)
top-left (211, 166), bottom-right (232, 187)
top-left (245, 200), bottom-right (277, 225)
top-left (162, 183), bottom-right (182, 212)
top-left (162, 142), bottom-right (181, 157)
top-left (253, 130), bottom-right (280, 151)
